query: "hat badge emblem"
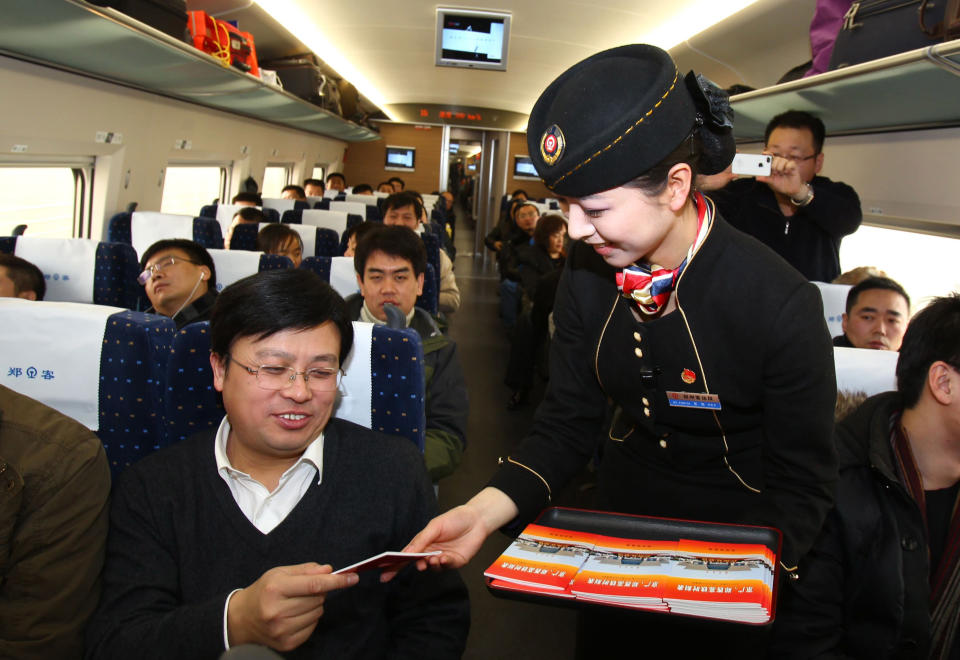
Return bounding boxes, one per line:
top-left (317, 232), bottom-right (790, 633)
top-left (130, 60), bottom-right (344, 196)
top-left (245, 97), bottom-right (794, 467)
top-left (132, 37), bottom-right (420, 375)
top-left (681, 368), bottom-right (697, 384)
top-left (540, 124), bottom-right (565, 166)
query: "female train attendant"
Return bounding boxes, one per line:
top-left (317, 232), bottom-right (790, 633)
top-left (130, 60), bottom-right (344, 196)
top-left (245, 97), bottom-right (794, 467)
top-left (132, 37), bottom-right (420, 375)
top-left (402, 45), bottom-right (838, 655)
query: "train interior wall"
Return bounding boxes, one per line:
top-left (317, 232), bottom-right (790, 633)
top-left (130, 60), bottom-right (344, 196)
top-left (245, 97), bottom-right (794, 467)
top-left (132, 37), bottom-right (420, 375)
top-left (342, 122), bottom-right (443, 193)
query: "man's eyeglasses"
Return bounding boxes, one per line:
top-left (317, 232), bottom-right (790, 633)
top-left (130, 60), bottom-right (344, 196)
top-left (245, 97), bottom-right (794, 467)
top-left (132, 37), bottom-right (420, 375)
top-left (767, 153), bottom-right (818, 164)
top-left (228, 355), bottom-right (343, 392)
top-left (137, 256), bottom-right (200, 286)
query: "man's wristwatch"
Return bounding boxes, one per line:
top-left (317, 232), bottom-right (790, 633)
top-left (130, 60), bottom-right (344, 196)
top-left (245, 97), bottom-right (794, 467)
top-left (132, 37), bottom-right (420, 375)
top-left (790, 182), bottom-right (815, 207)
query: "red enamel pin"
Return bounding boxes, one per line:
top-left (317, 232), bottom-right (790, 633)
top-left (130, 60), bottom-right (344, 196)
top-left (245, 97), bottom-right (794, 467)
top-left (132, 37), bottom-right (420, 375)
top-left (681, 368), bottom-right (697, 384)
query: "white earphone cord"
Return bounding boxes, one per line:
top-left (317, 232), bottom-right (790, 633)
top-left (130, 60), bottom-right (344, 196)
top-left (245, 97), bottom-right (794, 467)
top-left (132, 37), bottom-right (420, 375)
top-left (171, 272), bottom-right (205, 319)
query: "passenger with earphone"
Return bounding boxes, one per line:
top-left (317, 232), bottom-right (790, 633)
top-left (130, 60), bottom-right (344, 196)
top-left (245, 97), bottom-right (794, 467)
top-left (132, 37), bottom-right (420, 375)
top-left (138, 239), bottom-right (218, 329)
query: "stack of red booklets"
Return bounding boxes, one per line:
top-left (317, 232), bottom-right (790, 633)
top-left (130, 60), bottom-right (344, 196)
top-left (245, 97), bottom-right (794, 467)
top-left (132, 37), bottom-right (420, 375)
top-left (485, 510), bottom-right (777, 624)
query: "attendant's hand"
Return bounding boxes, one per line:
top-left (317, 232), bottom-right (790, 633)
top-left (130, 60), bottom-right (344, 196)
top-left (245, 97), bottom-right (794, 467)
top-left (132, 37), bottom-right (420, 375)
top-left (381, 487), bottom-right (519, 582)
top-left (757, 155), bottom-right (806, 198)
top-left (228, 563), bottom-right (359, 652)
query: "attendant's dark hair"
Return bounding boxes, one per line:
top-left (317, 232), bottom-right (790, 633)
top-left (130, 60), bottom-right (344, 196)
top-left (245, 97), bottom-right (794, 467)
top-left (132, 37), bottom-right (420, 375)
top-left (210, 269), bottom-right (354, 363)
top-left (231, 191), bottom-right (262, 205)
top-left (383, 191), bottom-right (424, 221)
top-left (845, 276), bottom-right (910, 315)
top-left (257, 223), bottom-right (302, 255)
top-left (326, 172), bottom-right (346, 185)
top-left (353, 225), bottom-right (427, 278)
top-left (625, 133), bottom-right (703, 197)
top-left (533, 213), bottom-right (567, 251)
top-left (765, 110), bottom-right (826, 154)
top-left (896, 293), bottom-right (960, 408)
top-left (352, 183), bottom-right (373, 194)
top-left (140, 239), bottom-right (217, 289)
top-left (235, 206), bottom-right (264, 223)
top-left (0, 253), bottom-right (45, 300)
top-left (281, 184), bottom-right (306, 199)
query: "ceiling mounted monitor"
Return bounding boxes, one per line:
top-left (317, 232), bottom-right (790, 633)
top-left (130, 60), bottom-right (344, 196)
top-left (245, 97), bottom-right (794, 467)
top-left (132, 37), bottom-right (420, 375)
top-left (435, 8), bottom-right (511, 72)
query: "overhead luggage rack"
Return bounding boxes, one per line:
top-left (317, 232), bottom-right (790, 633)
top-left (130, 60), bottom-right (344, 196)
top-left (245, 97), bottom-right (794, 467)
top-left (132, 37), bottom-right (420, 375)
top-left (0, 0), bottom-right (380, 142)
top-left (730, 40), bottom-right (960, 141)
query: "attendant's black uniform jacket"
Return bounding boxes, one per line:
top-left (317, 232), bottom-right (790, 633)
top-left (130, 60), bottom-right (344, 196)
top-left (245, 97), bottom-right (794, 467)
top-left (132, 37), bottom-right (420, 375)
top-left (489, 213), bottom-right (838, 569)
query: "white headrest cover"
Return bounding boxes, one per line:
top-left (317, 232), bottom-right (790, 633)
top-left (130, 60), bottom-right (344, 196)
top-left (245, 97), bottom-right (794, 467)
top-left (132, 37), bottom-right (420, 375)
top-left (327, 201), bottom-right (367, 218)
top-left (329, 256), bottom-right (359, 298)
top-left (261, 198), bottom-right (297, 214)
top-left (834, 346), bottom-right (898, 397)
top-left (334, 321), bottom-right (373, 429)
top-left (207, 249), bottom-right (263, 291)
top-left (301, 210), bottom-right (348, 236)
top-left (132, 212), bottom-right (195, 260)
top-left (0, 299), bottom-right (123, 429)
top-left (14, 237), bottom-right (98, 303)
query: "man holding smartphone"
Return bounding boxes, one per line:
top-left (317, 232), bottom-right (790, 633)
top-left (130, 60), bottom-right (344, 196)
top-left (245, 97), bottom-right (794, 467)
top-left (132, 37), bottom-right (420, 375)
top-left (698, 110), bottom-right (862, 282)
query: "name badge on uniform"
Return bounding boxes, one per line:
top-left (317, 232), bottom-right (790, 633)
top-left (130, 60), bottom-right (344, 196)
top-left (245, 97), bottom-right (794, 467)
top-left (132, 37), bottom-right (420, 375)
top-left (666, 391), bottom-right (722, 410)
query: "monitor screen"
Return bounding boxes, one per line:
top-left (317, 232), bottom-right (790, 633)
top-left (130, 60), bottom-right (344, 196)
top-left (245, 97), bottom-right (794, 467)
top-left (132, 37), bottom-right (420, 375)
top-left (435, 8), bottom-right (511, 72)
top-left (385, 146), bottom-right (415, 171)
top-left (513, 155), bottom-right (540, 180)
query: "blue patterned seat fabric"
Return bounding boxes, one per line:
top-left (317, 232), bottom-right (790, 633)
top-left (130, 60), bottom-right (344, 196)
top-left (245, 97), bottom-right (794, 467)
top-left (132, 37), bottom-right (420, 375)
top-left (99, 310), bottom-right (176, 477)
top-left (163, 321), bottom-right (426, 451)
top-left (420, 232), bottom-right (442, 300)
top-left (0, 237), bottom-right (17, 253)
top-left (229, 224), bottom-right (339, 258)
top-left (228, 223), bottom-right (258, 251)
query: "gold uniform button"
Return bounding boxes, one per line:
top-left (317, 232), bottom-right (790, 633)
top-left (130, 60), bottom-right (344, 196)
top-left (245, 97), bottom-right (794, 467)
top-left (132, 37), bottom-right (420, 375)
top-left (634, 347), bottom-right (643, 358)
top-left (659, 439), bottom-right (668, 449)
top-left (633, 332), bottom-right (642, 342)
top-left (642, 397), bottom-right (650, 407)
top-left (643, 407), bottom-right (651, 417)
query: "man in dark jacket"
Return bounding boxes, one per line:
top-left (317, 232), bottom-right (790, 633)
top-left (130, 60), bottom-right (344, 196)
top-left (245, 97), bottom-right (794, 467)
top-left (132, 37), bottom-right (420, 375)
top-left (699, 110), bottom-right (861, 282)
top-left (773, 293), bottom-right (960, 658)
top-left (346, 225), bottom-right (468, 482)
top-left (86, 270), bottom-right (469, 659)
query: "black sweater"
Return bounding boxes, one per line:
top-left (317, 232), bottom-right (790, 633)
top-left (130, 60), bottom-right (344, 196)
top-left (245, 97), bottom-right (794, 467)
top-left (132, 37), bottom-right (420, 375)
top-left (85, 419), bottom-right (469, 659)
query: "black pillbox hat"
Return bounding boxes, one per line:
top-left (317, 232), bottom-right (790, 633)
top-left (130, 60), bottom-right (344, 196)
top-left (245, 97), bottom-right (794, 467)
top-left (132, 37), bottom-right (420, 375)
top-left (527, 44), bottom-right (733, 198)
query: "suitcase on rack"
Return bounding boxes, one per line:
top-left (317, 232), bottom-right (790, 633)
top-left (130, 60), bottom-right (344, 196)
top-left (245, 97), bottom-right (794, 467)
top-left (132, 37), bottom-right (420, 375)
top-left (828, 0), bottom-right (960, 70)
top-left (275, 64), bottom-right (343, 116)
top-left (85, 0), bottom-right (188, 42)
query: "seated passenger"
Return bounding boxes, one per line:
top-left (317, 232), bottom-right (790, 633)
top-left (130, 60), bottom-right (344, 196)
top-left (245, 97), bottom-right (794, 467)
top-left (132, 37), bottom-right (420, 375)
top-left (376, 181), bottom-right (394, 194)
top-left (347, 226), bottom-right (468, 482)
top-left (225, 207), bottom-right (264, 249)
top-left (326, 172), bottom-right (346, 193)
top-left (138, 239), bottom-right (217, 329)
top-left (834, 276), bottom-right (910, 351)
top-left (485, 198), bottom-right (531, 262)
top-left (388, 176), bottom-right (405, 193)
top-left (352, 183), bottom-right (373, 195)
top-left (0, 253), bottom-right (45, 300)
top-left (280, 185), bottom-right (306, 202)
top-left (231, 192), bottom-right (262, 207)
top-left (773, 293), bottom-right (960, 659)
top-left (342, 221), bottom-right (378, 258)
top-left (499, 201), bottom-right (541, 282)
top-left (256, 223), bottom-right (303, 267)
top-left (85, 269), bottom-right (470, 659)
top-left (0, 385), bottom-right (110, 660)
top-left (303, 179), bottom-right (325, 197)
top-left (382, 192), bottom-right (461, 314)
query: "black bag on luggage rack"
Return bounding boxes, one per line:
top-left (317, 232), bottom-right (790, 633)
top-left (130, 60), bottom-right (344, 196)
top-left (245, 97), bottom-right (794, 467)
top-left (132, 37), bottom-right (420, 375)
top-left (85, 0), bottom-right (188, 42)
top-left (828, 0), bottom-right (960, 70)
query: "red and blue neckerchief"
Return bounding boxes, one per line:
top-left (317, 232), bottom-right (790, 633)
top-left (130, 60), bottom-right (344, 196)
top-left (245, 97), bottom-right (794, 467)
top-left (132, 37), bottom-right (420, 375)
top-left (616, 191), bottom-right (713, 315)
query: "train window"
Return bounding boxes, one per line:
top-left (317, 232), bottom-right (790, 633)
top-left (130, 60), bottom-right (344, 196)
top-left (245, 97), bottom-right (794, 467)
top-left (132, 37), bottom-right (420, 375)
top-left (311, 166), bottom-right (325, 181)
top-left (0, 165), bottom-right (90, 238)
top-left (840, 225), bottom-right (960, 309)
top-left (160, 166), bottom-right (226, 216)
top-left (263, 165), bottom-right (291, 197)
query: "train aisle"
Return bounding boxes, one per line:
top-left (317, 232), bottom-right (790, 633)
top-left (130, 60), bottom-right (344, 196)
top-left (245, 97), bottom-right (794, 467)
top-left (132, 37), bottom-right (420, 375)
top-left (440, 209), bottom-right (580, 659)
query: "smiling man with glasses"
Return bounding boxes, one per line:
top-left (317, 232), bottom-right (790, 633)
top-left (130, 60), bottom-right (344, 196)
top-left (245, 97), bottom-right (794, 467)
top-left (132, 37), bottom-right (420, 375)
top-left (138, 238), bottom-right (218, 329)
top-left (86, 269), bottom-right (469, 659)
top-left (699, 110), bottom-right (862, 282)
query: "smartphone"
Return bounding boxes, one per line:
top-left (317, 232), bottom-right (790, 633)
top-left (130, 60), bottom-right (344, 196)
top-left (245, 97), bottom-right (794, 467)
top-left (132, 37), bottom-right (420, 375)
top-left (731, 153), bottom-right (772, 177)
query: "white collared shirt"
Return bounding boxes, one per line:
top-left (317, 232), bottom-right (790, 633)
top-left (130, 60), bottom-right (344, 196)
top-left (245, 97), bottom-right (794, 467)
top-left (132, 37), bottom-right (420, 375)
top-left (214, 416), bottom-right (324, 534)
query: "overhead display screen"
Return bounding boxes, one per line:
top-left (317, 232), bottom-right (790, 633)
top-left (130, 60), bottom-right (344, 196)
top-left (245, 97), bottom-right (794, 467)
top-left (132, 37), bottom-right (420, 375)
top-left (436, 8), bottom-right (511, 71)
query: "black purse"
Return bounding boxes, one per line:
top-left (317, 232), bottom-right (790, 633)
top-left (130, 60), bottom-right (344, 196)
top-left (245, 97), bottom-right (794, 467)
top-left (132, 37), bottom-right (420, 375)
top-left (828, 0), bottom-right (960, 70)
